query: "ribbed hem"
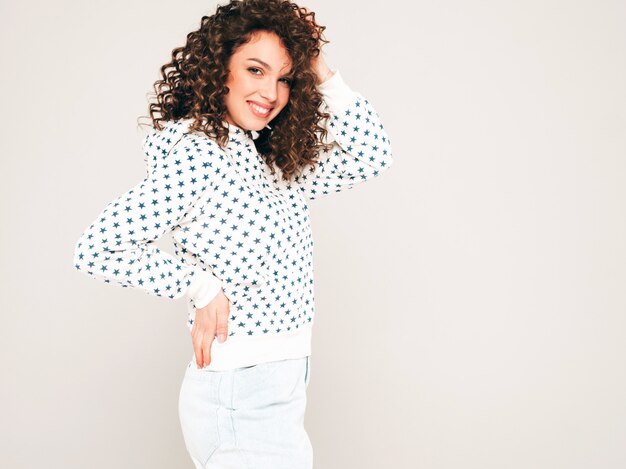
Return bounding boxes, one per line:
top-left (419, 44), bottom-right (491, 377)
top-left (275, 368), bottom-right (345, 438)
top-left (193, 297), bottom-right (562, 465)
top-left (186, 300), bottom-right (313, 370)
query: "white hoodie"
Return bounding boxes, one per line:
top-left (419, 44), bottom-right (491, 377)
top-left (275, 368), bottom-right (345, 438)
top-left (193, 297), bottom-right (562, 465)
top-left (72, 71), bottom-right (393, 370)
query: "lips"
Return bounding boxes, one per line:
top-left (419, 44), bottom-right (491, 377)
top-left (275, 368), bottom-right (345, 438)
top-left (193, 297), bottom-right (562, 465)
top-left (247, 100), bottom-right (273, 118)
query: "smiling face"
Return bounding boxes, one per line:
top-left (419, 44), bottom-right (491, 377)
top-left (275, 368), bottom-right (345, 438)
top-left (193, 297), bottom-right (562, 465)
top-left (223, 30), bottom-right (293, 132)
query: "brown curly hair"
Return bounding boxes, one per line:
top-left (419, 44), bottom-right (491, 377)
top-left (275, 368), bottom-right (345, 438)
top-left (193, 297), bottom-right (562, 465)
top-left (141, 0), bottom-right (335, 182)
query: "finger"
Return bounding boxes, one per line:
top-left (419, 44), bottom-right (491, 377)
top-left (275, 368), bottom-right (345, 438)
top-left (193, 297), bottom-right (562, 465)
top-left (202, 329), bottom-right (215, 368)
top-left (200, 313), bottom-right (217, 367)
top-left (215, 304), bottom-right (229, 343)
top-left (192, 328), bottom-right (204, 369)
top-left (191, 319), bottom-right (207, 368)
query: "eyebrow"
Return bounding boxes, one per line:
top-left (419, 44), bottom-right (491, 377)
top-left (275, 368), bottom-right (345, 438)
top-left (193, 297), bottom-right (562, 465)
top-left (246, 57), bottom-right (292, 75)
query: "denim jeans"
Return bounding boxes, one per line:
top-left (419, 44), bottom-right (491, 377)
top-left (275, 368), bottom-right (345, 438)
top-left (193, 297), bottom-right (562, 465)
top-left (178, 355), bottom-right (312, 468)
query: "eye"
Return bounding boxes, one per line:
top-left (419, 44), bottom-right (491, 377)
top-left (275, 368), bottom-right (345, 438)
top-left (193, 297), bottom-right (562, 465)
top-left (248, 66), bottom-right (292, 86)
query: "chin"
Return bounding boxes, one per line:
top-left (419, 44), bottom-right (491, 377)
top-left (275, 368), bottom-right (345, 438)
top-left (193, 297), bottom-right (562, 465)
top-left (244, 121), bottom-right (267, 132)
top-left (229, 108), bottom-right (279, 132)
top-left (243, 106), bottom-right (281, 131)
top-left (228, 114), bottom-right (265, 132)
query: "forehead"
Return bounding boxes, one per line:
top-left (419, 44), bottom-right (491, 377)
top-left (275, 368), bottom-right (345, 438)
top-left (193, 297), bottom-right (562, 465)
top-left (232, 31), bottom-right (292, 71)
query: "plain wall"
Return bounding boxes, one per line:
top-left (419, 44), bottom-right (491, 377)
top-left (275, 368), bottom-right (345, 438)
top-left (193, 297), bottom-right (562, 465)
top-left (1, 0), bottom-right (625, 467)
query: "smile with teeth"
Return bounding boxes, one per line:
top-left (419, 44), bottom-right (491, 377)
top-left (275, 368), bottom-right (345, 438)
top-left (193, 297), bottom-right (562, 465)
top-left (248, 101), bottom-right (272, 117)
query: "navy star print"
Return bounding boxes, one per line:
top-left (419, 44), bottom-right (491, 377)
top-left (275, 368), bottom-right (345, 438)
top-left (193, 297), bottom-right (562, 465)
top-left (73, 73), bottom-right (393, 343)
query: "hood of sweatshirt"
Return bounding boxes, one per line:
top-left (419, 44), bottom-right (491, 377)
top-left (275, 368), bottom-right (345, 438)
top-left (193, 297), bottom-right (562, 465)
top-left (141, 117), bottom-right (260, 168)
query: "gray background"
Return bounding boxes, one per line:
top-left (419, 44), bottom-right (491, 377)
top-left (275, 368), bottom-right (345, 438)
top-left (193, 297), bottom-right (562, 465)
top-left (2, 0), bottom-right (625, 468)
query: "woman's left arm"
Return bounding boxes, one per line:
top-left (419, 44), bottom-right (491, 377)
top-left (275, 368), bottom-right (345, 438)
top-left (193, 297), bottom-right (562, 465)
top-left (294, 68), bottom-right (394, 201)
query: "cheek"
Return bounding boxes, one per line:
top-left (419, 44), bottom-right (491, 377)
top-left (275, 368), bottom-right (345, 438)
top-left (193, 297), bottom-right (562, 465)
top-left (224, 81), bottom-right (246, 106)
top-left (277, 90), bottom-right (290, 112)
top-left (225, 74), bottom-right (248, 97)
top-left (223, 93), bottom-right (236, 114)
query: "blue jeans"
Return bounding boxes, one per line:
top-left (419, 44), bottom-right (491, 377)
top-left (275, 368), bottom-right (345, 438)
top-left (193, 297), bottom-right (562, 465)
top-left (178, 356), bottom-right (312, 468)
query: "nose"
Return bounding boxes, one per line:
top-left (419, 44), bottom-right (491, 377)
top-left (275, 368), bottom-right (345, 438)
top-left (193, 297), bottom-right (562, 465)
top-left (259, 78), bottom-right (278, 104)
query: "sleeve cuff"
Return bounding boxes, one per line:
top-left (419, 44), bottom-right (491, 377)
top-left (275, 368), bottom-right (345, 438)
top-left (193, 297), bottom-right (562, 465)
top-left (187, 268), bottom-right (223, 309)
top-left (317, 70), bottom-right (360, 111)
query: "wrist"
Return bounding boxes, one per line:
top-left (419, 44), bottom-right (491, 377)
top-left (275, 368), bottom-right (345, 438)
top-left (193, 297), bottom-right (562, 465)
top-left (187, 268), bottom-right (222, 309)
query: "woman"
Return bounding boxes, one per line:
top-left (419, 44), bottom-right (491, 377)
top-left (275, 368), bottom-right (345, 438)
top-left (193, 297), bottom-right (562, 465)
top-left (72, 0), bottom-right (393, 467)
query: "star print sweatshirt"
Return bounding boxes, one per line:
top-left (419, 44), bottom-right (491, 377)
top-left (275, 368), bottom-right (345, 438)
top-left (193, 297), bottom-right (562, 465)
top-left (72, 70), bottom-right (393, 370)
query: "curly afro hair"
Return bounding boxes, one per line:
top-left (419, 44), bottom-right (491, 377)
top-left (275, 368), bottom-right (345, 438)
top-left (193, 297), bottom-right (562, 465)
top-left (144, 0), bottom-right (335, 182)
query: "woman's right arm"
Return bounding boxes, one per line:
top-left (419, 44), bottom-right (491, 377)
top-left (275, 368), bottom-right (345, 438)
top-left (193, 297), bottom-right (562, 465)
top-left (72, 132), bottom-right (223, 310)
